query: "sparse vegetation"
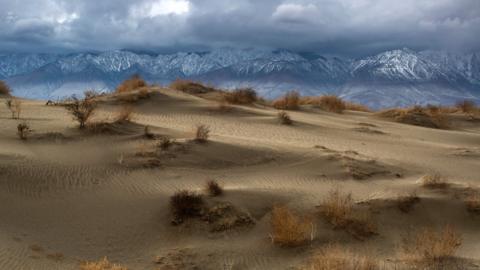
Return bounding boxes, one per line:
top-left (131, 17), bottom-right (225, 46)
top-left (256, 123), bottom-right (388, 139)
top-left (116, 74), bottom-right (147, 94)
top-left (306, 244), bottom-right (378, 270)
top-left (80, 257), bottom-right (128, 270)
top-left (277, 111), bottom-right (293, 125)
top-left (397, 192), bottom-right (421, 213)
top-left (420, 174), bottom-right (448, 189)
top-left (5, 98), bottom-right (22, 119)
top-left (170, 79), bottom-right (216, 94)
top-left (272, 91), bottom-right (300, 110)
top-left (345, 102), bottom-right (372, 112)
top-left (456, 100), bottom-right (476, 114)
top-left (115, 105), bottom-right (133, 122)
top-left (319, 189), bottom-right (376, 240)
top-left (17, 122), bottom-right (32, 140)
top-left (0, 80), bottom-right (11, 96)
top-left (65, 95), bottom-right (97, 129)
top-left (206, 179), bottom-right (223, 196)
top-left (170, 190), bottom-right (204, 224)
top-left (224, 88), bottom-right (257, 104)
top-left (194, 124), bottom-right (210, 143)
top-left (401, 225), bottom-right (462, 269)
top-left (376, 106), bottom-right (450, 129)
top-left (270, 205), bottom-right (313, 247)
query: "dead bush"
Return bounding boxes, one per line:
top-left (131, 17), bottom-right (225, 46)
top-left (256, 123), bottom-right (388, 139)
top-left (272, 91), bottom-right (300, 110)
top-left (420, 174), bottom-right (448, 189)
top-left (456, 100), bottom-right (476, 114)
top-left (319, 189), bottom-right (376, 240)
top-left (5, 98), bottom-right (21, 119)
top-left (401, 225), bottom-right (462, 268)
top-left (115, 105), bottom-right (133, 122)
top-left (17, 122), bottom-right (32, 140)
top-left (377, 107), bottom-right (450, 129)
top-left (116, 74), bottom-right (146, 94)
top-left (316, 95), bottom-right (346, 113)
top-left (224, 88), bottom-right (257, 104)
top-left (194, 124), bottom-right (210, 143)
top-left (170, 190), bottom-right (204, 224)
top-left (65, 95), bottom-right (97, 129)
top-left (278, 111), bottom-right (293, 125)
top-left (206, 179), bottom-right (223, 196)
top-left (170, 79), bottom-right (216, 94)
top-left (0, 80), bottom-right (11, 96)
top-left (306, 244), bottom-right (378, 270)
top-left (270, 205), bottom-right (313, 247)
top-left (80, 257), bottom-right (128, 270)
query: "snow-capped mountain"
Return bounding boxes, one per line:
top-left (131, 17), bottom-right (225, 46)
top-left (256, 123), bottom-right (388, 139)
top-left (1, 48), bottom-right (479, 108)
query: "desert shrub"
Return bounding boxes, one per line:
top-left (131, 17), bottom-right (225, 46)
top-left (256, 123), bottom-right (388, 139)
top-left (377, 107), bottom-right (450, 129)
top-left (316, 95), bottom-right (346, 113)
top-left (272, 91), bottom-right (300, 110)
top-left (319, 189), bottom-right (376, 240)
top-left (224, 88), bottom-right (257, 104)
top-left (194, 124), bottom-right (210, 143)
top-left (5, 98), bottom-right (21, 119)
top-left (170, 190), bottom-right (204, 223)
top-left (420, 174), bottom-right (448, 189)
top-left (17, 122), bottom-right (32, 140)
top-left (64, 95), bottom-right (97, 129)
top-left (80, 257), bottom-right (128, 270)
top-left (115, 105), bottom-right (133, 122)
top-left (456, 100), bottom-right (476, 114)
top-left (401, 225), bottom-right (462, 268)
top-left (277, 111), bottom-right (293, 125)
top-left (116, 74), bottom-right (146, 94)
top-left (270, 205), bottom-right (313, 247)
top-left (0, 80), bottom-right (11, 96)
top-left (345, 102), bottom-right (372, 112)
top-left (158, 136), bottom-right (174, 151)
top-left (206, 179), bottom-right (223, 196)
top-left (170, 79), bottom-right (216, 94)
top-left (306, 245), bottom-right (378, 270)
top-left (84, 90), bottom-right (100, 100)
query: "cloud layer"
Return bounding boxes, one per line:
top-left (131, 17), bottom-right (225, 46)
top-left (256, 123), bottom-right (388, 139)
top-left (0, 0), bottom-right (479, 55)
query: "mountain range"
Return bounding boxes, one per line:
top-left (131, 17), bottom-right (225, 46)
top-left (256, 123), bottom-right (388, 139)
top-left (1, 48), bottom-right (479, 108)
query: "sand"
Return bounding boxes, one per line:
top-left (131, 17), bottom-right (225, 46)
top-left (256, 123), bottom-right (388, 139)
top-left (0, 87), bottom-right (479, 269)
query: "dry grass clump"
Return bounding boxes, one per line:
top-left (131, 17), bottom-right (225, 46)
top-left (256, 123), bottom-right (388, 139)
top-left (223, 88), bottom-right (257, 104)
top-left (377, 106), bottom-right (449, 129)
top-left (277, 111), bottom-right (293, 125)
top-left (0, 80), bottom-right (11, 96)
top-left (305, 245), bottom-right (378, 270)
top-left (420, 174), bottom-right (449, 189)
top-left (270, 205), bottom-right (313, 247)
top-left (194, 124), bottom-right (210, 143)
top-left (115, 105), bottom-right (133, 122)
top-left (5, 98), bottom-right (22, 119)
top-left (80, 257), bottom-right (128, 270)
top-left (319, 189), bottom-right (376, 240)
top-left (64, 94), bottom-right (97, 129)
top-left (170, 79), bottom-right (216, 94)
top-left (206, 179), bottom-right (223, 196)
top-left (272, 91), bottom-right (300, 110)
top-left (115, 74), bottom-right (146, 94)
top-left (170, 190), bottom-right (204, 224)
top-left (300, 95), bottom-right (346, 113)
top-left (17, 122), bottom-right (32, 140)
top-left (401, 225), bottom-right (462, 268)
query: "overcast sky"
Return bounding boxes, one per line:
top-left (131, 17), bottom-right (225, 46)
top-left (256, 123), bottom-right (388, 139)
top-left (0, 0), bottom-right (479, 56)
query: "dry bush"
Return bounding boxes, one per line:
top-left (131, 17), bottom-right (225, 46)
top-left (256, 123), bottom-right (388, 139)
top-left (80, 257), bottom-right (128, 270)
top-left (319, 189), bottom-right (376, 240)
top-left (194, 124), bottom-right (210, 143)
top-left (206, 179), bottom-right (223, 196)
top-left (224, 88), bottom-right (257, 104)
top-left (115, 105), bottom-right (133, 122)
top-left (306, 245), bottom-right (378, 270)
top-left (465, 193), bottom-right (480, 213)
top-left (158, 136), bottom-right (174, 151)
top-left (170, 190), bottom-right (204, 224)
top-left (170, 79), bottom-right (216, 94)
top-left (17, 122), bottom-right (32, 140)
top-left (84, 90), bottom-right (100, 100)
top-left (401, 225), bottom-right (462, 268)
top-left (377, 106), bottom-right (450, 129)
top-left (0, 80), bottom-right (11, 96)
top-left (270, 205), bottom-right (313, 247)
top-left (278, 111), bottom-right (293, 125)
top-left (317, 95), bottom-right (346, 113)
top-left (456, 100), bottom-right (477, 114)
top-left (272, 91), bottom-right (300, 110)
top-left (116, 74), bottom-right (146, 93)
top-left (420, 174), bottom-right (448, 189)
top-left (345, 102), bottom-right (372, 112)
top-left (5, 98), bottom-right (22, 119)
top-left (65, 95), bottom-right (97, 129)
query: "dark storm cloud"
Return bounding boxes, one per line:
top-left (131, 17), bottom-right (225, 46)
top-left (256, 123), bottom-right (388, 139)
top-left (0, 0), bottom-right (478, 55)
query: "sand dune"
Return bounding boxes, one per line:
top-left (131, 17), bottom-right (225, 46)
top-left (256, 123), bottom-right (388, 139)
top-left (0, 87), bottom-right (479, 269)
